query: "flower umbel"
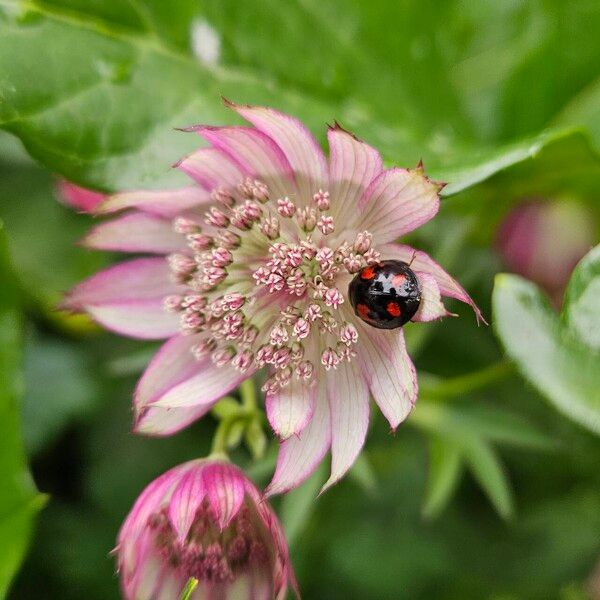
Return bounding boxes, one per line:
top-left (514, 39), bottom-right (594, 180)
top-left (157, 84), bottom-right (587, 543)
top-left (65, 101), bottom-right (482, 494)
top-left (116, 460), bottom-right (297, 600)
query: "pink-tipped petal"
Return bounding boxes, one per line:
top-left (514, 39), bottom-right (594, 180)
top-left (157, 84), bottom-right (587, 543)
top-left (202, 462), bottom-right (246, 530)
top-left (63, 258), bottom-right (182, 339)
top-left (134, 403), bottom-right (214, 437)
top-left (191, 126), bottom-right (296, 199)
top-left (412, 272), bottom-right (451, 322)
top-left (168, 467), bottom-right (206, 541)
top-left (322, 359), bottom-right (370, 493)
top-left (57, 181), bottom-right (105, 213)
top-left (382, 243), bottom-right (485, 323)
top-left (358, 168), bottom-right (440, 242)
top-left (177, 147), bottom-right (245, 191)
top-left (265, 388), bottom-right (331, 496)
top-left (97, 186), bottom-right (209, 217)
top-left (120, 463), bottom-right (193, 543)
top-left (355, 325), bottom-right (417, 430)
top-left (133, 335), bottom-right (249, 433)
top-left (82, 212), bottom-right (186, 254)
top-left (86, 300), bottom-right (180, 339)
top-left (266, 377), bottom-right (316, 440)
top-left (226, 101), bottom-right (328, 200)
top-left (327, 124), bottom-right (383, 223)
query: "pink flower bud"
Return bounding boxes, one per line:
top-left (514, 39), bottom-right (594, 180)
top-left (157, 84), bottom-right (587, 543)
top-left (116, 460), bottom-right (297, 600)
top-left (313, 189), bottom-right (330, 210)
top-left (496, 199), bottom-right (596, 305)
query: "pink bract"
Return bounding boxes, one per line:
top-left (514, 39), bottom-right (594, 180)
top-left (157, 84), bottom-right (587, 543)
top-left (116, 459), bottom-right (297, 600)
top-left (65, 101), bottom-right (481, 494)
top-left (57, 180), bottom-right (105, 212)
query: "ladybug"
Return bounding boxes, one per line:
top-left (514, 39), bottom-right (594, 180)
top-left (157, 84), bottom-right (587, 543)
top-left (348, 260), bottom-right (421, 329)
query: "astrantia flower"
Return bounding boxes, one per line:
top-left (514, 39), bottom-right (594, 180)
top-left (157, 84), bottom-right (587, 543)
top-left (65, 101), bottom-right (481, 494)
top-left (116, 459), bottom-right (297, 600)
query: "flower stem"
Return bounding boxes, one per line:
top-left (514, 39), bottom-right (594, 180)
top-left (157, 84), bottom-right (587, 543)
top-left (420, 360), bottom-right (513, 400)
top-left (210, 419), bottom-right (231, 460)
top-left (240, 378), bottom-right (257, 411)
top-left (179, 578), bottom-right (198, 600)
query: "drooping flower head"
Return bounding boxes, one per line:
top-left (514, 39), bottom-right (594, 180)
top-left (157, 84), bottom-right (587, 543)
top-left (116, 459), bottom-right (296, 600)
top-left (65, 101), bottom-right (481, 494)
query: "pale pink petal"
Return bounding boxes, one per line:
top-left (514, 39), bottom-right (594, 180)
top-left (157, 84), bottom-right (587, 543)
top-left (168, 467), bottom-right (206, 540)
top-left (86, 300), bottom-right (180, 339)
top-left (265, 377), bottom-right (316, 440)
top-left (176, 147), bottom-right (244, 191)
top-left (133, 335), bottom-right (249, 434)
top-left (265, 387), bottom-right (331, 496)
top-left (58, 181), bottom-right (104, 212)
top-left (357, 168), bottom-right (440, 242)
top-left (190, 125), bottom-right (296, 199)
top-left (82, 212), bottom-right (186, 254)
top-left (327, 124), bottom-right (383, 223)
top-left (97, 186), bottom-right (209, 217)
top-left (202, 462), bottom-right (246, 530)
top-left (412, 272), bottom-right (452, 322)
top-left (226, 100), bottom-right (328, 200)
top-left (322, 359), bottom-right (370, 493)
top-left (63, 258), bottom-right (182, 339)
top-left (382, 243), bottom-right (485, 323)
top-left (134, 403), bottom-right (215, 437)
top-left (355, 325), bottom-right (417, 430)
top-left (64, 258), bottom-right (178, 305)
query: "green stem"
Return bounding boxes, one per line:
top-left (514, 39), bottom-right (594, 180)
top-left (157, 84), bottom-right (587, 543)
top-left (420, 360), bottom-right (513, 400)
top-left (210, 419), bottom-right (231, 460)
top-left (240, 378), bottom-right (257, 411)
top-left (179, 578), bottom-right (198, 600)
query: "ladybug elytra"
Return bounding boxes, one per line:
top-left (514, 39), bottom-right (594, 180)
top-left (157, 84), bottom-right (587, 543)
top-left (348, 260), bottom-right (421, 329)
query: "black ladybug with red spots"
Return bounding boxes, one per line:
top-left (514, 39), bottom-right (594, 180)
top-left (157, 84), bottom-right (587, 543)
top-left (348, 260), bottom-right (421, 329)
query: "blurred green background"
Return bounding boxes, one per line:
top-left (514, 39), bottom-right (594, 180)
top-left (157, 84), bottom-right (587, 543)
top-left (0, 1), bottom-right (600, 598)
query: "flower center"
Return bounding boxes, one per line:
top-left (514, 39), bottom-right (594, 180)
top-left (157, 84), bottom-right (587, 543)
top-left (164, 178), bottom-right (380, 393)
top-left (147, 503), bottom-right (270, 585)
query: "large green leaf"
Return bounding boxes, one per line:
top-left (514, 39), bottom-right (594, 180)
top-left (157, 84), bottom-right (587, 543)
top-left (0, 223), bottom-right (45, 598)
top-left (1, 0), bottom-right (599, 197)
top-left (493, 256), bottom-right (600, 435)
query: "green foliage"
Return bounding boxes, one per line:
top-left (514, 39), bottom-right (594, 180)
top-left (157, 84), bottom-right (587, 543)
top-left (1, 0), bottom-right (600, 199)
top-left (0, 226), bottom-right (45, 598)
top-left (493, 247), bottom-right (600, 436)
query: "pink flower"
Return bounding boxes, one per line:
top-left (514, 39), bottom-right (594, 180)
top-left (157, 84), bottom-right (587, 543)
top-left (116, 459), bottom-right (297, 600)
top-left (496, 199), bottom-right (596, 307)
top-left (64, 102), bottom-right (481, 494)
top-left (57, 180), bottom-right (105, 212)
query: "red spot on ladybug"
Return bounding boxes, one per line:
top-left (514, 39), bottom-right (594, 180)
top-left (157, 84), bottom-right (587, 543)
top-left (349, 260), bottom-right (421, 329)
top-left (360, 267), bottom-right (376, 280)
top-left (387, 302), bottom-right (402, 317)
top-left (392, 273), bottom-right (407, 287)
top-left (357, 303), bottom-right (371, 320)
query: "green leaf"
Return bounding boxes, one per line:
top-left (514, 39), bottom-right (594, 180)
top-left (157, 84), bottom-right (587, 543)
top-left (1, 1), bottom-right (600, 198)
top-left (422, 436), bottom-right (463, 520)
top-left (0, 223), bottom-right (45, 597)
top-left (493, 272), bottom-right (600, 436)
top-left (461, 438), bottom-right (514, 520)
top-left (412, 400), bottom-right (556, 451)
top-left (562, 244), bottom-right (600, 351)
